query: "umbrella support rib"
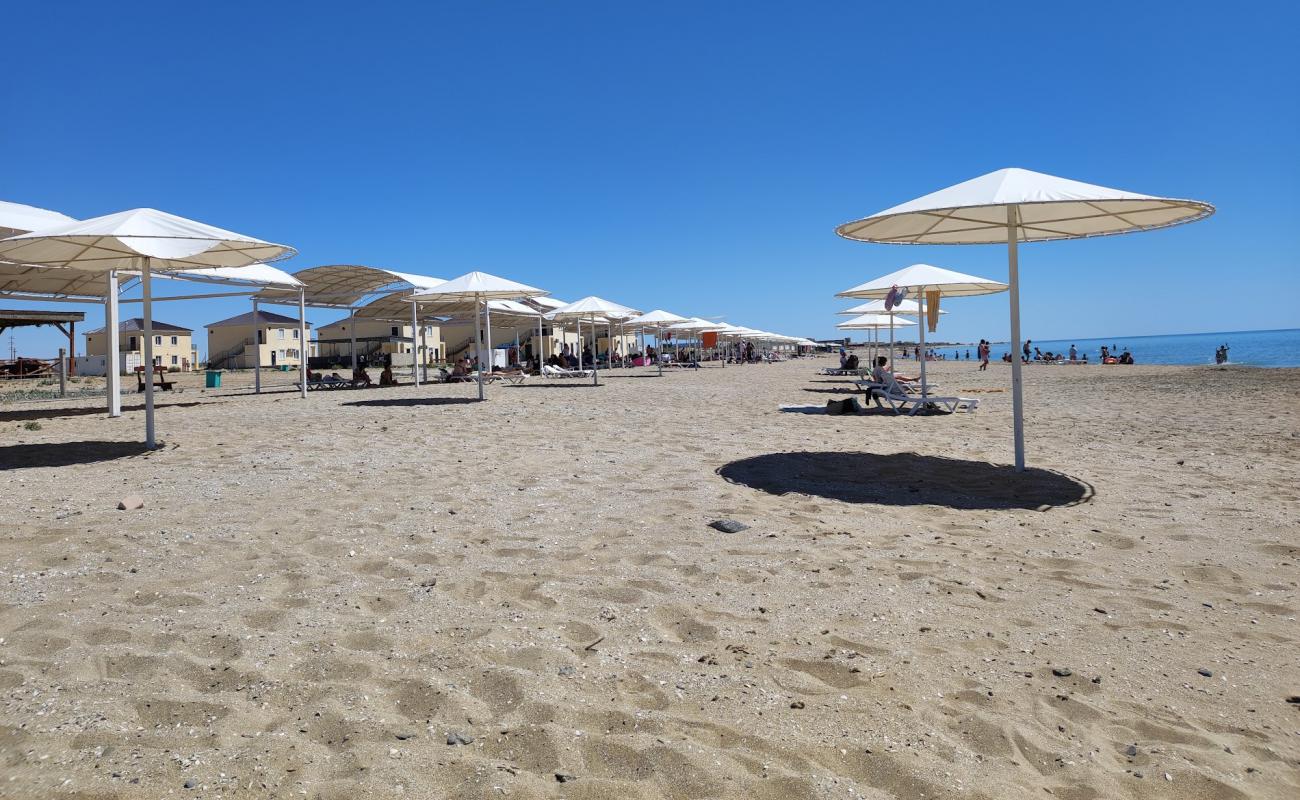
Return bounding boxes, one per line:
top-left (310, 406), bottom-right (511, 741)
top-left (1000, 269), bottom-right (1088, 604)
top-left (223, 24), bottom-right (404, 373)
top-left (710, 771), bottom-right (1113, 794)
top-left (1007, 207), bottom-right (1026, 472)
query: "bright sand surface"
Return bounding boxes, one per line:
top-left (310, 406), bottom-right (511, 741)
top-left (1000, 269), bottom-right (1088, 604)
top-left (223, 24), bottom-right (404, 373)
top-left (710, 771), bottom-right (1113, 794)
top-left (1, 359), bottom-right (1297, 799)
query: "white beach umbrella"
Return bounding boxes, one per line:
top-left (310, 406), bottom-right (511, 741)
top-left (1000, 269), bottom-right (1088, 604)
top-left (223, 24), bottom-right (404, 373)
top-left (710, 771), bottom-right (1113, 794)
top-left (837, 263), bottom-right (1005, 407)
top-left (836, 297), bottom-right (945, 364)
top-left (545, 296), bottom-right (636, 385)
top-left (410, 271), bottom-right (547, 399)
top-left (0, 208), bottom-right (295, 449)
top-left (836, 167), bottom-right (1213, 470)
top-left (624, 309), bottom-right (688, 376)
top-left (837, 313), bottom-right (911, 364)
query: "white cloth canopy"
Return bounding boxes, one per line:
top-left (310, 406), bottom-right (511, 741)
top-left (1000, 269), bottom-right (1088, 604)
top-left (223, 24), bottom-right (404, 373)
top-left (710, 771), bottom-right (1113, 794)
top-left (835, 167), bottom-right (1213, 244)
top-left (0, 200), bottom-right (77, 239)
top-left (258, 264), bottom-right (443, 307)
top-left (0, 208), bottom-right (295, 270)
top-left (837, 264), bottom-right (1008, 299)
top-left (624, 309), bottom-right (687, 328)
top-left (836, 313), bottom-right (910, 329)
top-left (837, 298), bottom-right (943, 316)
top-left (834, 167), bottom-right (1212, 470)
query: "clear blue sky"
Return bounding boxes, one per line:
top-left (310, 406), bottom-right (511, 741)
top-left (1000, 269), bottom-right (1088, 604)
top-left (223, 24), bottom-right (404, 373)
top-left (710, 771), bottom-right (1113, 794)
top-left (4, 1), bottom-right (1297, 357)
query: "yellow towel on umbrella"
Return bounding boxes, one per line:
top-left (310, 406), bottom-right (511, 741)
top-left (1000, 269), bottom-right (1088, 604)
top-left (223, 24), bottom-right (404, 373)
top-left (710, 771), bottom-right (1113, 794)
top-left (927, 291), bottom-right (940, 333)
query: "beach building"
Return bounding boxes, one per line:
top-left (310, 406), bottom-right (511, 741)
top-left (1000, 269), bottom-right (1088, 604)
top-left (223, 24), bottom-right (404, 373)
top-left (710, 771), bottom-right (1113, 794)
top-left (315, 318), bottom-right (442, 367)
top-left (83, 317), bottom-right (198, 374)
top-left (207, 310), bottom-right (311, 369)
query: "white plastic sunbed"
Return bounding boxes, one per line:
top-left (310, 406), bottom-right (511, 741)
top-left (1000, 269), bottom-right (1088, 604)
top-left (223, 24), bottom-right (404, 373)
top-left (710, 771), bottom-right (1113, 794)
top-left (869, 375), bottom-right (977, 415)
top-left (541, 364), bottom-right (593, 379)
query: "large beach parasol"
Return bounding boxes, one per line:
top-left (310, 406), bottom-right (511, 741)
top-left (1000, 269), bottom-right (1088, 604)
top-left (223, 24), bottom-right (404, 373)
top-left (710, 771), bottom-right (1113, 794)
top-left (545, 296), bottom-right (637, 385)
top-left (410, 271), bottom-right (548, 399)
top-left (836, 167), bottom-right (1213, 470)
top-left (838, 264), bottom-right (1006, 407)
top-left (836, 312), bottom-right (911, 366)
top-left (0, 208), bottom-right (295, 449)
top-left (837, 297), bottom-right (945, 365)
top-left (0, 200), bottom-right (77, 239)
top-left (623, 309), bottom-right (688, 376)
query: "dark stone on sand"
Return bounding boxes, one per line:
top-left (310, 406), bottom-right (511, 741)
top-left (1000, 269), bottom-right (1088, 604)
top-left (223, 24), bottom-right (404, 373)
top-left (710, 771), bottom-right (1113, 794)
top-left (790, 700), bottom-right (805, 709)
top-left (395, 733), bottom-right (415, 740)
top-left (1125, 744), bottom-right (1138, 757)
top-left (1197, 668), bottom-right (1213, 677)
top-left (1286, 696), bottom-right (1300, 704)
top-left (183, 780), bottom-right (196, 789)
top-left (555, 773), bottom-right (577, 783)
top-left (709, 519), bottom-right (750, 533)
top-left (446, 731), bottom-right (473, 746)
top-left (1052, 668), bottom-right (1072, 677)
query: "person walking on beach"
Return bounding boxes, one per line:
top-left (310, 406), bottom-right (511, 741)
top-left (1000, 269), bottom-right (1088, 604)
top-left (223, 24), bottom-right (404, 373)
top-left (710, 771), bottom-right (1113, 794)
top-left (1069, 344), bottom-right (1078, 362)
top-left (1023, 339), bottom-right (1032, 362)
top-left (978, 339), bottom-right (990, 371)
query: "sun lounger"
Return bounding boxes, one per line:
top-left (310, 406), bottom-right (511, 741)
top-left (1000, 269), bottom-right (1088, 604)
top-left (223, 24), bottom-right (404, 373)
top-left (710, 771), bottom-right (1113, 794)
top-left (869, 377), bottom-right (978, 415)
top-left (541, 364), bottom-right (593, 379)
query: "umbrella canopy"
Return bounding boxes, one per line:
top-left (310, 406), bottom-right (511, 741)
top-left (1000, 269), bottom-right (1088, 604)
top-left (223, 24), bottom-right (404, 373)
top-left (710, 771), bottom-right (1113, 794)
top-left (835, 167), bottom-right (1213, 244)
top-left (836, 313), bottom-right (911, 329)
top-left (0, 208), bottom-right (295, 450)
top-left (0, 200), bottom-right (77, 239)
top-left (410, 270), bottom-right (547, 303)
top-left (835, 168), bottom-right (1213, 471)
top-left (624, 309), bottom-right (687, 328)
top-left (837, 298), bottom-right (944, 316)
top-left (837, 264), bottom-right (1007, 299)
top-left (0, 208), bottom-right (295, 271)
top-left (410, 271), bottom-right (547, 399)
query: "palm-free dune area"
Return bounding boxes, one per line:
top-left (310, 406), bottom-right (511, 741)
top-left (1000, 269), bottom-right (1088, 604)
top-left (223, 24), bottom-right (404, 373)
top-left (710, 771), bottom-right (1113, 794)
top-left (2, 358), bottom-right (1298, 800)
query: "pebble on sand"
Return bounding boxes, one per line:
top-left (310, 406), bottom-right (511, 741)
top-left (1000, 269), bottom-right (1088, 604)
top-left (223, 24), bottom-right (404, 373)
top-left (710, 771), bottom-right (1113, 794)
top-left (709, 519), bottom-right (750, 533)
top-left (446, 731), bottom-right (473, 746)
top-left (1051, 667), bottom-right (1072, 677)
top-left (1197, 668), bottom-right (1213, 677)
top-left (117, 495), bottom-right (144, 511)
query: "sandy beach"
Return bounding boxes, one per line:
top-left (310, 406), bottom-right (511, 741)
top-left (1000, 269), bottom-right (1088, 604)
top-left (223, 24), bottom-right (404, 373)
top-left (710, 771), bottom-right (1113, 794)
top-left (1, 358), bottom-right (1297, 799)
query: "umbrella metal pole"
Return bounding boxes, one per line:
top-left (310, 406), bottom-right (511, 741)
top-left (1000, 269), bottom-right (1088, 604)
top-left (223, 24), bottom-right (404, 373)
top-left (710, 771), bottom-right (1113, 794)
top-left (889, 313), bottom-right (895, 367)
top-left (411, 302), bottom-right (421, 387)
top-left (1007, 208), bottom-right (1026, 471)
top-left (485, 301), bottom-right (494, 376)
top-left (349, 308), bottom-right (357, 375)
top-left (656, 326), bottom-right (663, 377)
top-left (106, 270), bottom-right (121, 417)
top-left (917, 286), bottom-right (928, 403)
top-left (476, 298), bottom-right (485, 400)
top-left (299, 289), bottom-right (308, 398)
top-left (252, 298), bottom-right (261, 394)
top-left (537, 314), bottom-right (543, 369)
top-left (141, 257), bottom-right (156, 449)
top-left (592, 316), bottom-right (600, 386)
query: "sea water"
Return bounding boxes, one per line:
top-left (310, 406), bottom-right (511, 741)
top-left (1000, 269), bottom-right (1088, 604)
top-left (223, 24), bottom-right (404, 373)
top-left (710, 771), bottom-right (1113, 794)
top-left (951, 328), bottom-right (1300, 368)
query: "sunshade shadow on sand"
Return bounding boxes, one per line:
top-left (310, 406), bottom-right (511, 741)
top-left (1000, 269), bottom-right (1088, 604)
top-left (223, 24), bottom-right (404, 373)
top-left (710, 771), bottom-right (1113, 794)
top-left (0, 402), bottom-right (205, 423)
top-left (0, 440), bottom-right (150, 470)
top-left (505, 383), bottom-right (603, 389)
top-left (342, 397), bottom-right (482, 408)
top-left (717, 451), bottom-right (1093, 510)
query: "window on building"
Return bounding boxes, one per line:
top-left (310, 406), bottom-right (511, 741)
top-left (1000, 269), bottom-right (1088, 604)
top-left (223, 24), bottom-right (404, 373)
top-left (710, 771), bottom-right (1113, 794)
top-left (171, 336), bottom-right (178, 345)
top-left (171, 355), bottom-right (178, 365)
top-left (391, 326), bottom-right (400, 337)
top-left (128, 336), bottom-right (137, 350)
top-left (155, 335), bottom-right (162, 345)
top-left (292, 328), bottom-right (299, 339)
top-left (277, 328), bottom-right (285, 339)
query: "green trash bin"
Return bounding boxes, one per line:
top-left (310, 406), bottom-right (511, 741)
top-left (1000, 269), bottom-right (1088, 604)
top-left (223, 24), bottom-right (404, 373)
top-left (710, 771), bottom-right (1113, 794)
top-left (279, 364), bottom-right (290, 372)
top-left (204, 370), bottom-right (222, 388)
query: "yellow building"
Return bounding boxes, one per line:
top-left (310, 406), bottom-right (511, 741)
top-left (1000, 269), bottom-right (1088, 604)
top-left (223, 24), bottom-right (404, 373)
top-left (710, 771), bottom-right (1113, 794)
top-left (207, 310), bottom-right (311, 370)
top-left (84, 317), bottom-right (198, 373)
top-left (315, 318), bottom-right (442, 367)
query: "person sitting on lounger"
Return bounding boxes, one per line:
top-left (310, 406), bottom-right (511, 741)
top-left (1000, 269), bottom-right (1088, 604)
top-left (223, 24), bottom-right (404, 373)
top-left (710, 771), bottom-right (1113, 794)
top-left (307, 368), bottom-right (321, 382)
top-left (353, 365), bottom-right (373, 387)
top-left (379, 364), bottom-right (396, 386)
top-left (872, 356), bottom-right (917, 385)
